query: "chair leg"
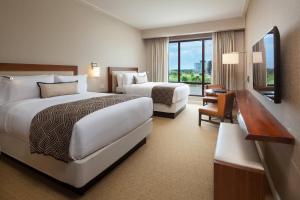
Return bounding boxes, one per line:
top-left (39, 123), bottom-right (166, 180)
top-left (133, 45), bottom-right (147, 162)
top-left (230, 113), bottom-right (233, 123)
top-left (220, 117), bottom-right (224, 122)
top-left (199, 113), bottom-right (202, 126)
top-left (209, 116), bottom-right (211, 121)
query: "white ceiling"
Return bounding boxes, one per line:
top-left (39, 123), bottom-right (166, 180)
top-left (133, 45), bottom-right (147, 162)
top-left (82, 0), bottom-right (248, 30)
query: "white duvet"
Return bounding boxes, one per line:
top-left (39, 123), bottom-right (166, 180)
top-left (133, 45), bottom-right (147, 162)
top-left (0, 92), bottom-right (153, 160)
top-left (117, 82), bottom-right (190, 103)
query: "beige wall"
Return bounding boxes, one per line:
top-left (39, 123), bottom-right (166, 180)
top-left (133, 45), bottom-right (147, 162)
top-left (142, 17), bottom-right (245, 39)
top-left (0, 0), bottom-right (146, 92)
top-left (245, 0), bottom-right (300, 199)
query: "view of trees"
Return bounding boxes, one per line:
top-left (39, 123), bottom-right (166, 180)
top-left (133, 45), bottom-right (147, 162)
top-left (169, 60), bottom-right (212, 83)
top-left (267, 69), bottom-right (274, 85)
top-left (168, 40), bottom-right (212, 96)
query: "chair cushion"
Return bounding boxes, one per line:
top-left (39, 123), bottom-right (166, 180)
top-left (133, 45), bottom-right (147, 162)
top-left (199, 104), bottom-right (218, 116)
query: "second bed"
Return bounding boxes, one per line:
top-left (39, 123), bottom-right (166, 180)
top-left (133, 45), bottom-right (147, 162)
top-left (108, 67), bottom-right (190, 118)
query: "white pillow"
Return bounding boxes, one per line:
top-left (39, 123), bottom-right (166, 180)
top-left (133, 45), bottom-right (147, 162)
top-left (1, 75), bottom-right (54, 103)
top-left (134, 72), bottom-right (148, 84)
top-left (116, 73), bottom-right (124, 87)
top-left (55, 75), bottom-right (87, 93)
top-left (122, 72), bottom-right (137, 85)
top-left (0, 76), bottom-right (12, 105)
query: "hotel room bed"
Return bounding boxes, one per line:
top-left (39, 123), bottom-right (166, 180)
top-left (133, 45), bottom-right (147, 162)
top-left (116, 82), bottom-right (189, 103)
top-left (108, 67), bottom-right (190, 118)
top-left (0, 63), bottom-right (153, 191)
top-left (0, 92), bottom-right (153, 160)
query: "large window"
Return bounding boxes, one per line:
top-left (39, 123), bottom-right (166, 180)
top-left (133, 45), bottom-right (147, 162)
top-left (168, 39), bottom-right (212, 96)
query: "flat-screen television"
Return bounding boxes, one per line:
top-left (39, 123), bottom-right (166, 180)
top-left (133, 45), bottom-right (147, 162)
top-left (252, 26), bottom-right (281, 103)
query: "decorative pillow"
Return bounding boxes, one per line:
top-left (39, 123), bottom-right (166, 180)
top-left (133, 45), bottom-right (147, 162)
top-left (122, 72), bottom-right (137, 85)
top-left (54, 75), bottom-right (87, 93)
top-left (37, 81), bottom-right (78, 98)
top-left (2, 75), bottom-right (54, 103)
top-left (134, 72), bottom-right (148, 84)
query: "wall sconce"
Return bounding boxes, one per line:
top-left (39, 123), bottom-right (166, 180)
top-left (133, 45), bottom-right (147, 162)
top-left (91, 62), bottom-right (100, 77)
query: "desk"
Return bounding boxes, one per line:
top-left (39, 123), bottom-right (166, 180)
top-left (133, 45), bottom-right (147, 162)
top-left (236, 90), bottom-right (294, 144)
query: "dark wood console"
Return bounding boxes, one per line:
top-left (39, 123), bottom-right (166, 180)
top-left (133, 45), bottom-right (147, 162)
top-left (236, 90), bottom-right (294, 144)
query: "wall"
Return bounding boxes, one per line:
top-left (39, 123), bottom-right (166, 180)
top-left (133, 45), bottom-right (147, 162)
top-left (0, 0), bottom-right (145, 92)
top-left (142, 17), bottom-right (245, 39)
top-left (245, 0), bottom-right (300, 199)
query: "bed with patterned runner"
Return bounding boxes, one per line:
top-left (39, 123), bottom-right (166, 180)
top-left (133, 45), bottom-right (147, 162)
top-left (29, 94), bottom-right (140, 162)
top-left (151, 83), bottom-right (183, 106)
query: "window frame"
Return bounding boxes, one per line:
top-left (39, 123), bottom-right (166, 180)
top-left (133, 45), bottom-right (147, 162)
top-left (168, 38), bottom-right (212, 96)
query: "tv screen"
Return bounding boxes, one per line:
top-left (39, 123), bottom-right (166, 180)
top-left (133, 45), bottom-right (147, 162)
top-left (252, 26), bottom-right (281, 103)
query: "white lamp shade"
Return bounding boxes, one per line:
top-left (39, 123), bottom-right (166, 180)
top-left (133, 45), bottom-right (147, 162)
top-left (253, 52), bottom-right (263, 64)
top-left (222, 52), bottom-right (239, 64)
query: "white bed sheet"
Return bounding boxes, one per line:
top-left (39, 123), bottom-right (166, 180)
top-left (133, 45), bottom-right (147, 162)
top-left (0, 92), bottom-right (153, 160)
top-left (117, 82), bottom-right (190, 103)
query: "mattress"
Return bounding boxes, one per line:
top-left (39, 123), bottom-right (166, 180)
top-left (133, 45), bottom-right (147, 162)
top-left (0, 92), bottom-right (153, 160)
top-left (116, 82), bottom-right (190, 103)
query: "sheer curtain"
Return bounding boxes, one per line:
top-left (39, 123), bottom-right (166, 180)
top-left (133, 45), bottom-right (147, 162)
top-left (145, 37), bottom-right (169, 82)
top-left (212, 31), bottom-right (236, 90)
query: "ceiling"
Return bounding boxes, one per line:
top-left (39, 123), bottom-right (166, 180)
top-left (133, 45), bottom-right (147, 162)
top-left (82, 0), bottom-right (248, 30)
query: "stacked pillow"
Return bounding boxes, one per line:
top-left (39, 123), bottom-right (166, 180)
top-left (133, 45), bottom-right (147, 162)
top-left (0, 75), bottom-right (54, 104)
top-left (122, 72), bottom-right (137, 85)
top-left (116, 72), bottom-right (148, 87)
top-left (134, 72), bottom-right (148, 84)
top-left (0, 74), bottom-right (88, 105)
top-left (55, 75), bottom-right (87, 93)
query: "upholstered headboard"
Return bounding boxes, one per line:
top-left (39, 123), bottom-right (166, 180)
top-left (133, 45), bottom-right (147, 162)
top-left (107, 67), bottom-right (138, 92)
top-left (0, 63), bottom-right (78, 76)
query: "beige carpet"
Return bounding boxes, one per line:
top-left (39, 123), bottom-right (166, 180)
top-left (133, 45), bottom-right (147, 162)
top-left (0, 102), bottom-right (219, 200)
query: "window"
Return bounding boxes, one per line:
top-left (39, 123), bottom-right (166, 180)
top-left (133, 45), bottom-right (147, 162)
top-left (168, 43), bottom-right (178, 82)
top-left (168, 39), bottom-right (213, 96)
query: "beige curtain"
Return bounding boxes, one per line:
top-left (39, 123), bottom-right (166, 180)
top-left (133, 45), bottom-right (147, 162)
top-left (212, 31), bottom-right (236, 90)
top-left (145, 38), bottom-right (169, 82)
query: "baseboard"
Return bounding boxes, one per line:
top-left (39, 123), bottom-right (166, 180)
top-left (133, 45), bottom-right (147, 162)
top-left (255, 141), bottom-right (281, 200)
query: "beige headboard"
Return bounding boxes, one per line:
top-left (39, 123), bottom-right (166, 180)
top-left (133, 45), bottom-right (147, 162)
top-left (0, 63), bottom-right (78, 76)
top-left (107, 67), bottom-right (138, 92)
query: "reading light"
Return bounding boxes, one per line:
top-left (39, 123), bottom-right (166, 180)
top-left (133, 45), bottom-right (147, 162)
top-left (91, 62), bottom-right (100, 77)
top-left (222, 52), bottom-right (239, 65)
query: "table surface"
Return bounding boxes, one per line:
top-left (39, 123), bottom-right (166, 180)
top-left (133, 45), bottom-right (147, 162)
top-left (236, 90), bottom-right (294, 144)
top-left (205, 89), bottom-right (227, 95)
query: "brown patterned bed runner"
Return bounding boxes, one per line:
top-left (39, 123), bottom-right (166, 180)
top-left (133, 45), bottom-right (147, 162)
top-left (29, 94), bottom-right (139, 162)
top-left (151, 83), bottom-right (181, 106)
